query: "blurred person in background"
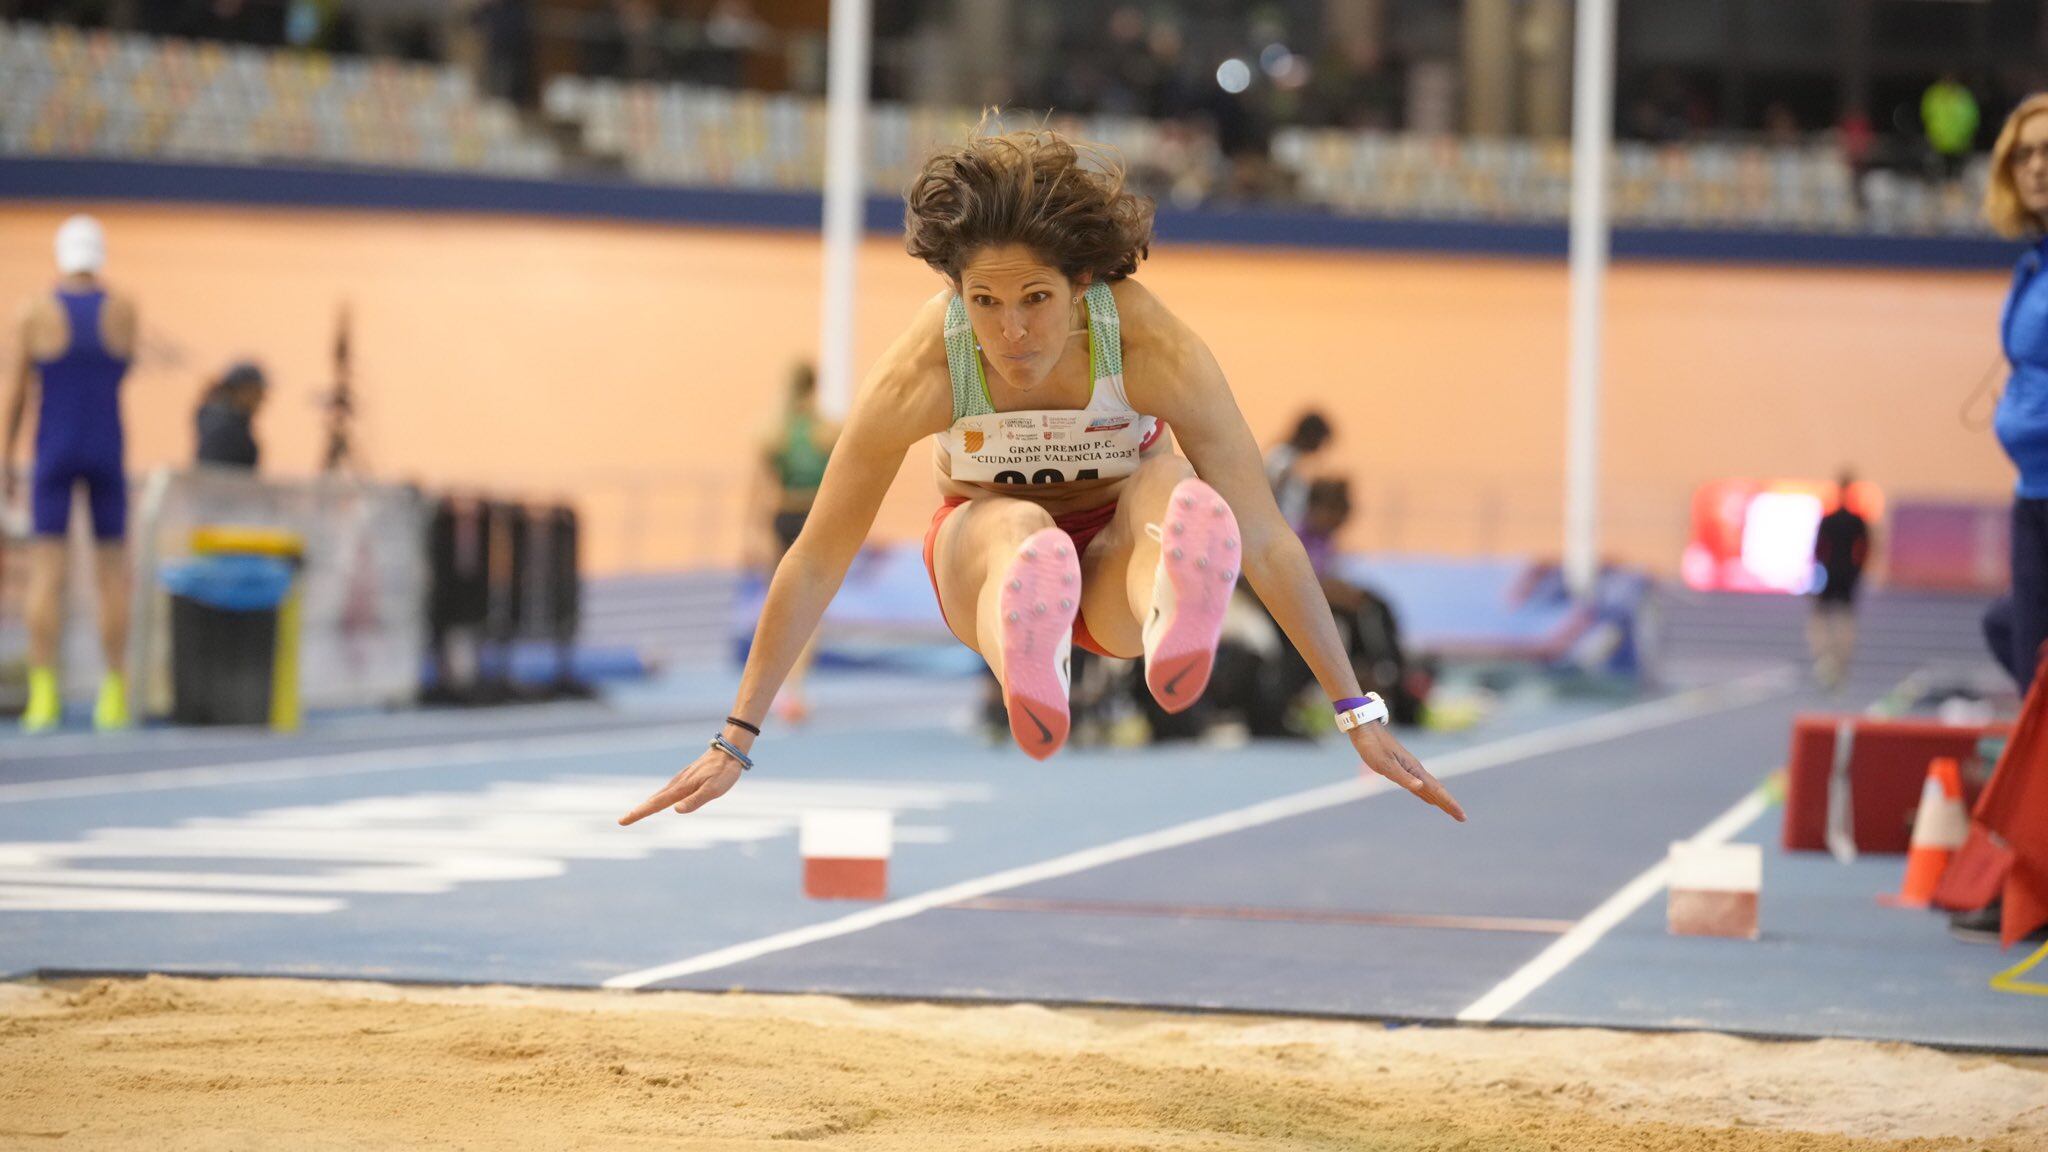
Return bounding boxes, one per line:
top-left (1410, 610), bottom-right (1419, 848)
top-left (700, 0), bottom-right (768, 90)
top-left (194, 360), bottom-right (268, 471)
top-left (1762, 102), bottom-right (1803, 150)
top-left (1985, 93), bottom-right (2048, 695)
top-left (1838, 105), bottom-right (1877, 214)
top-left (1267, 477), bottom-right (1425, 731)
top-left (2, 215), bottom-right (136, 734)
top-left (1950, 93), bottom-right (2048, 947)
top-left (1263, 410), bottom-right (1332, 529)
top-left (1923, 74), bottom-right (1981, 181)
top-left (172, 0), bottom-right (284, 45)
top-left (1310, 34), bottom-right (1402, 132)
top-left (1808, 471), bottom-right (1871, 692)
top-left (749, 361), bottom-right (837, 724)
top-left (473, 0), bottom-right (534, 106)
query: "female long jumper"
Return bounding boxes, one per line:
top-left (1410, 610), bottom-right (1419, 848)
top-left (624, 130), bottom-right (1463, 826)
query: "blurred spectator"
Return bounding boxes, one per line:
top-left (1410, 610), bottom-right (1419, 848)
top-left (1627, 68), bottom-right (1699, 143)
top-left (194, 361), bottom-right (268, 470)
top-left (1310, 34), bottom-right (1402, 131)
top-left (1808, 471), bottom-right (1870, 692)
top-left (1239, 478), bottom-right (1426, 736)
top-left (750, 361), bottom-right (836, 724)
top-left (1838, 106), bottom-right (1876, 213)
top-left (613, 0), bottom-right (660, 81)
top-left (1923, 74), bottom-right (1981, 180)
top-left (284, 0), bottom-right (347, 52)
top-left (1762, 102), bottom-right (1802, 150)
top-left (1141, 19), bottom-right (1200, 121)
top-left (699, 0), bottom-right (768, 90)
top-left (174, 0), bottom-right (285, 45)
top-left (1127, 117), bottom-right (1223, 209)
top-left (1263, 410), bottom-right (1332, 529)
top-left (1097, 6), bottom-right (1152, 117)
top-left (346, 0), bottom-right (436, 60)
top-left (474, 0), bottom-right (535, 106)
top-left (1297, 478), bottom-right (1425, 726)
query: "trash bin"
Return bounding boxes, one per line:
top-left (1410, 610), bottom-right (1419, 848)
top-left (162, 552), bottom-right (294, 727)
top-left (188, 527), bottom-right (306, 730)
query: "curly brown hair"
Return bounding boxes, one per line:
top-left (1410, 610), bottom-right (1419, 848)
top-left (904, 128), bottom-right (1155, 285)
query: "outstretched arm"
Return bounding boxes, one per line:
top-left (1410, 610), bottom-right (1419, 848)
top-left (724, 393), bottom-right (925, 734)
top-left (622, 301), bottom-right (951, 823)
top-left (1123, 286), bottom-right (1464, 821)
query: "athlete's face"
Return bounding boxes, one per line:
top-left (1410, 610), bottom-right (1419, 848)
top-left (957, 245), bottom-right (1087, 391)
top-left (2014, 112), bottom-right (2048, 218)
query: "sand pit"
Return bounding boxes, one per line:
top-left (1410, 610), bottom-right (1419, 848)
top-left (2, 975), bottom-right (2043, 1150)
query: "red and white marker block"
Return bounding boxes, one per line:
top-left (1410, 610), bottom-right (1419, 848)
top-left (800, 810), bottom-right (893, 901)
top-left (1666, 841), bottom-right (1762, 939)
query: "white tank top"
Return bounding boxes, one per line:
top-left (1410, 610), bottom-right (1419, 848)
top-left (936, 281), bottom-right (1165, 486)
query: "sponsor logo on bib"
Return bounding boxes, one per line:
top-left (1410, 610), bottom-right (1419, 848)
top-left (963, 429), bottom-right (986, 453)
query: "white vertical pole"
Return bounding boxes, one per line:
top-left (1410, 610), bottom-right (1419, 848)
top-left (1564, 0), bottom-right (1616, 596)
top-left (817, 0), bottom-right (871, 419)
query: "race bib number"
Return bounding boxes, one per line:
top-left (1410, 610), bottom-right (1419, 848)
top-left (946, 410), bottom-right (1153, 485)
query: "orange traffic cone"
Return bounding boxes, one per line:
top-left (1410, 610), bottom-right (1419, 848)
top-left (1881, 757), bottom-right (1968, 908)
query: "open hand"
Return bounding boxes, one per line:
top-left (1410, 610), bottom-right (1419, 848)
top-left (1349, 722), bottom-right (1465, 822)
top-left (618, 745), bottom-right (745, 825)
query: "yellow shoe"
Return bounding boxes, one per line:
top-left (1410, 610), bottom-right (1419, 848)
top-left (21, 666), bottom-right (60, 735)
top-left (93, 673), bottom-right (129, 732)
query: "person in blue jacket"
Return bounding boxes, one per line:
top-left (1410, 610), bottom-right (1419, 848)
top-left (1954, 96), bottom-right (2048, 945)
top-left (2, 216), bottom-right (137, 733)
top-left (1988, 95), bottom-right (2048, 693)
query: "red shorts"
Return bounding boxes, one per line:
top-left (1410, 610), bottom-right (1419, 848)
top-left (923, 496), bottom-right (1121, 657)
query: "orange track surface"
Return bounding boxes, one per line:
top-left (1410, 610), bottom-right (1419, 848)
top-left (0, 204), bottom-right (2019, 573)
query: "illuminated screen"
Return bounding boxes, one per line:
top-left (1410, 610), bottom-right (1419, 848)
top-left (1684, 479), bottom-right (1884, 594)
top-left (1740, 491), bottom-right (1824, 594)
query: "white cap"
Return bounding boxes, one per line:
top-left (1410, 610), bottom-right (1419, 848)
top-left (54, 215), bottom-right (105, 275)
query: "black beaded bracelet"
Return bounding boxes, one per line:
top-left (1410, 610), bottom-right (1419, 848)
top-left (724, 715), bottom-right (762, 737)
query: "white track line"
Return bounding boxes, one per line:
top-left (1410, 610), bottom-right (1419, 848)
top-left (604, 669), bottom-right (1790, 990)
top-left (0, 701), bottom-right (624, 762)
top-left (0, 698), bottom-right (1010, 805)
top-left (0, 724), bottom-right (722, 805)
top-left (1455, 788), bottom-right (1771, 1024)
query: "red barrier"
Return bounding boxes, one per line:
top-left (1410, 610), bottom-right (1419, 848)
top-left (1782, 717), bottom-right (2005, 854)
top-left (1954, 650), bottom-right (2048, 947)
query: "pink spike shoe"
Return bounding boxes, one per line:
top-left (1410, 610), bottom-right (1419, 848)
top-left (997, 527), bottom-right (1080, 759)
top-left (1142, 478), bottom-right (1239, 713)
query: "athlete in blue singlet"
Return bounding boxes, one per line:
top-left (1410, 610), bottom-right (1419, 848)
top-left (3, 215), bottom-right (138, 733)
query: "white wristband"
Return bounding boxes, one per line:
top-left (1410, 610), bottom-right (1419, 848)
top-left (1334, 693), bottom-right (1390, 732)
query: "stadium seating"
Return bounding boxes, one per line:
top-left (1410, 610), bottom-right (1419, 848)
top-left (0, 19), bottom-right (1996, 237)
top-left (0, 21), bottom-right (558, 177)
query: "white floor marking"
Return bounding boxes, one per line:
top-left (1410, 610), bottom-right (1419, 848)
top-left (0, 702), bottom-right (625, 762)
top-left (1454, 788), bottom-right (1771, 1024)
top-left (0, 715), bottom-right (958, 805)
top-left (0, 778), bottom-right (988, 914)
top-left (604, 669), bottom-right (1791, 989)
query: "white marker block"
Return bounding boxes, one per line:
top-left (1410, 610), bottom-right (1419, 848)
top-left (1666, 841), bottom-right (1761, 940)
top-left (800, 809), bottom-right (893, 901)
